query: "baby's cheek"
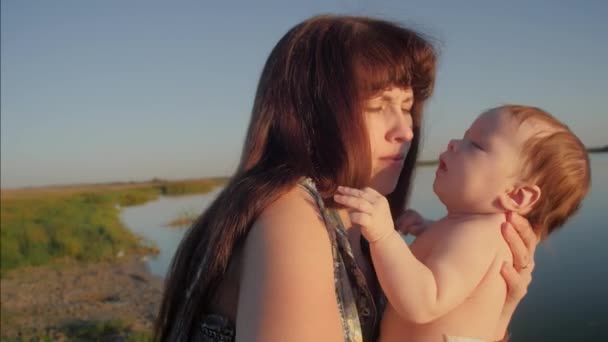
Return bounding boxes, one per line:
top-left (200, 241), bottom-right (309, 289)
top-left (469, 179), bottom-right (489, 200)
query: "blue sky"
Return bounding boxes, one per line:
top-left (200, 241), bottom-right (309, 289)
top-left (2, 0), bottom-right (606, 188)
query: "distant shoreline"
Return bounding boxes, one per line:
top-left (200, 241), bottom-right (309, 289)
top-left (586, 145), bottom-right (608, 153)
top-left (1, 147), bottom-right (605, 192)
top-left (416, 160), bottom-right (439, 167)
top-left (0, 176), bottom-right (229, 198)
top-left (416, 147), bottom-right (606, 167)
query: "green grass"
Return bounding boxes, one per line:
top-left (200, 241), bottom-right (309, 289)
top-left (167, 209), bottom-right (199, 228)
top-left (0, 177), bottom-right (227, 277)
top-left (54, 319), bottom-right (153, 341)
top-left (0, 191), bottom-right (156, 277)
top-left (3, 317), bottom-right (154, 341)
top-left (159, 177), bottom-right (227, 196)
top-left (416, 160), bottom-right (439, 167)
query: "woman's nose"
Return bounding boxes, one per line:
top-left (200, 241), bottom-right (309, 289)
top-left (389, 111), bottom-right (413, 142)
top-left (389, 124), bottom-right (413, 144)
top-left (396, 124), bottom-right (414, 142)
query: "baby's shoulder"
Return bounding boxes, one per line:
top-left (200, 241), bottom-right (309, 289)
top-left (463, 213), bottom-right (505, 227)
top-left (421, 214), bottom-right (506, 258)
top-left (440, 213), bottom-right (505, 240)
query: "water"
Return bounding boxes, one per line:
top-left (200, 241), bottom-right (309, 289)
top-left (121, 155), bottom-right (608, 341)
top-left (119, 187), bottom-right (224, 277)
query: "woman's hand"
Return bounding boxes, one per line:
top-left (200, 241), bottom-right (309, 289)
top-left (495, 212), bottom-right (539, 339)
top-left (501, 212), bottom-right (538, 304)
top-left (396, 209), bottom-right (431, 237)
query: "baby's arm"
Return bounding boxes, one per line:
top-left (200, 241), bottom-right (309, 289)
top-left (396, 209), bottom-right (433, 236)
top-left (371, 222), bottom-right (498, 323)
top-left (333, 186), bottom-right (499, 324)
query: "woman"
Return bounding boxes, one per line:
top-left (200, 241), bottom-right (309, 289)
top-left (155, 15), bottom-right (537, 341)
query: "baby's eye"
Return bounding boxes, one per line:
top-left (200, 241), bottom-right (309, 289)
top-left (471, 141), bottom-right (484, 150)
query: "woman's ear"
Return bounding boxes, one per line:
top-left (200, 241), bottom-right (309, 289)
top-left (498, 184), bottom-right (541, 215)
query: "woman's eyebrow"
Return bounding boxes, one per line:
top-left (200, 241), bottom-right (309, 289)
top-left (379, 95), bottom-right (414, 104)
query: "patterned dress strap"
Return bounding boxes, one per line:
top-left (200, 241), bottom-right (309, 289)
top-left (297, 178), bottom-right (365, 342)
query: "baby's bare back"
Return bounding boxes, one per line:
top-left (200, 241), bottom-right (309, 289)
top-left (380, 214), bottom-right (512, 342)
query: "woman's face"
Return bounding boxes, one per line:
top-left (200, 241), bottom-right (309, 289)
top-left (364, 86), bottom-right (414, 195)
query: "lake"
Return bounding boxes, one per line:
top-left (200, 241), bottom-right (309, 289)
top-left (121, 154), bottom-right (607, 341)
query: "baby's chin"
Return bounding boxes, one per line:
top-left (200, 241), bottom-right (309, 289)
top-left (432, 178), bottom-right (447, 200)
top-left (433, 183), bottom-right (451, 209)
top-left (433, 186), bottom-right (499, 214)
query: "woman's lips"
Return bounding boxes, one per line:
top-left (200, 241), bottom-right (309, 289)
top-left (380, 154), bottom-right (405, 162)
top-left (378, 154), bottom-right (405, 168)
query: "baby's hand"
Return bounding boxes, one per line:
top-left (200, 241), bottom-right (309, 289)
top-left (334, 186), bottom-right (395, 243)
top-left (396, 209), bottom-right (429, 236)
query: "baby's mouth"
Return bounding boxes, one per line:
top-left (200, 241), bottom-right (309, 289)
top-left (438, 158), bottom-right (448, 171)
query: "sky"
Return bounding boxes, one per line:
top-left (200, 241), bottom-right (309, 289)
top-left (2, 0), bottom-right (607, 188)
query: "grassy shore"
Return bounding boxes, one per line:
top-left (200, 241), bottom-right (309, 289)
top-left (3, 317), bottom-right (153, 341)
top-left (0, 177), bottom-right (227, 277)
top-left (167, 209), bottom-right (200, 228)
top-left (416, 160), bottom-right (440, 167)
top-left (587, 145), bottom-right (608, 153)
top-left (414, 146), bottom-right (605, 167)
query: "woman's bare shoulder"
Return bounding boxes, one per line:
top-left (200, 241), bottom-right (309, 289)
top-left (237, 184), bottom-right (344, 340)
top-left (243, 183), bottom-right (334, 267)
top-left (254, 184), bottom-right (327, 237)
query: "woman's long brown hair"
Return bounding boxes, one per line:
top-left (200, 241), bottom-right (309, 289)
top-left (155, 15), bottom-right (437, 341)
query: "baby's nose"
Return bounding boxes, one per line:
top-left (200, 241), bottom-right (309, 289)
top-left (448, 139), bottom-right (456, 151)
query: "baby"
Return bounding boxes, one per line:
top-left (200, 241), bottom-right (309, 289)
top-left (334, 105), bottom-right (591, 342)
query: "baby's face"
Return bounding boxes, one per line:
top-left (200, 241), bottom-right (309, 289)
top-left (433, 108), bottom-right (531, 214)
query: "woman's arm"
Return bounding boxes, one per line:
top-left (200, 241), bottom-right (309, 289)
top-left (236, 188), bottom-right (344, 342)
top-left (493, 212), bottom-right (538, 340)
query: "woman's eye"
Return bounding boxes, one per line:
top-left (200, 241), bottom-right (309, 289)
top-left (472, 141), bottom-right (484, 150)
top-left (366, 107), bottom-right (383, 112)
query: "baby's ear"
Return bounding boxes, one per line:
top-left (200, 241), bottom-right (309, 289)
top-left (498, 183), bottom-right (541, 215)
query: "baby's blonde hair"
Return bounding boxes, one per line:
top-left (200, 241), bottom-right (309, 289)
top-left (501, 105), bottom-right (590, 240)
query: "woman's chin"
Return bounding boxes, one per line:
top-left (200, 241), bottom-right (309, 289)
top-left (370, 167), bottom-right (404, 195)
top-left (370, 178), bottom-right (399, 196)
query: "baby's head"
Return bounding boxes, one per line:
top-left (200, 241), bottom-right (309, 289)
top-left (434, 105), bottom-right (590, 240)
